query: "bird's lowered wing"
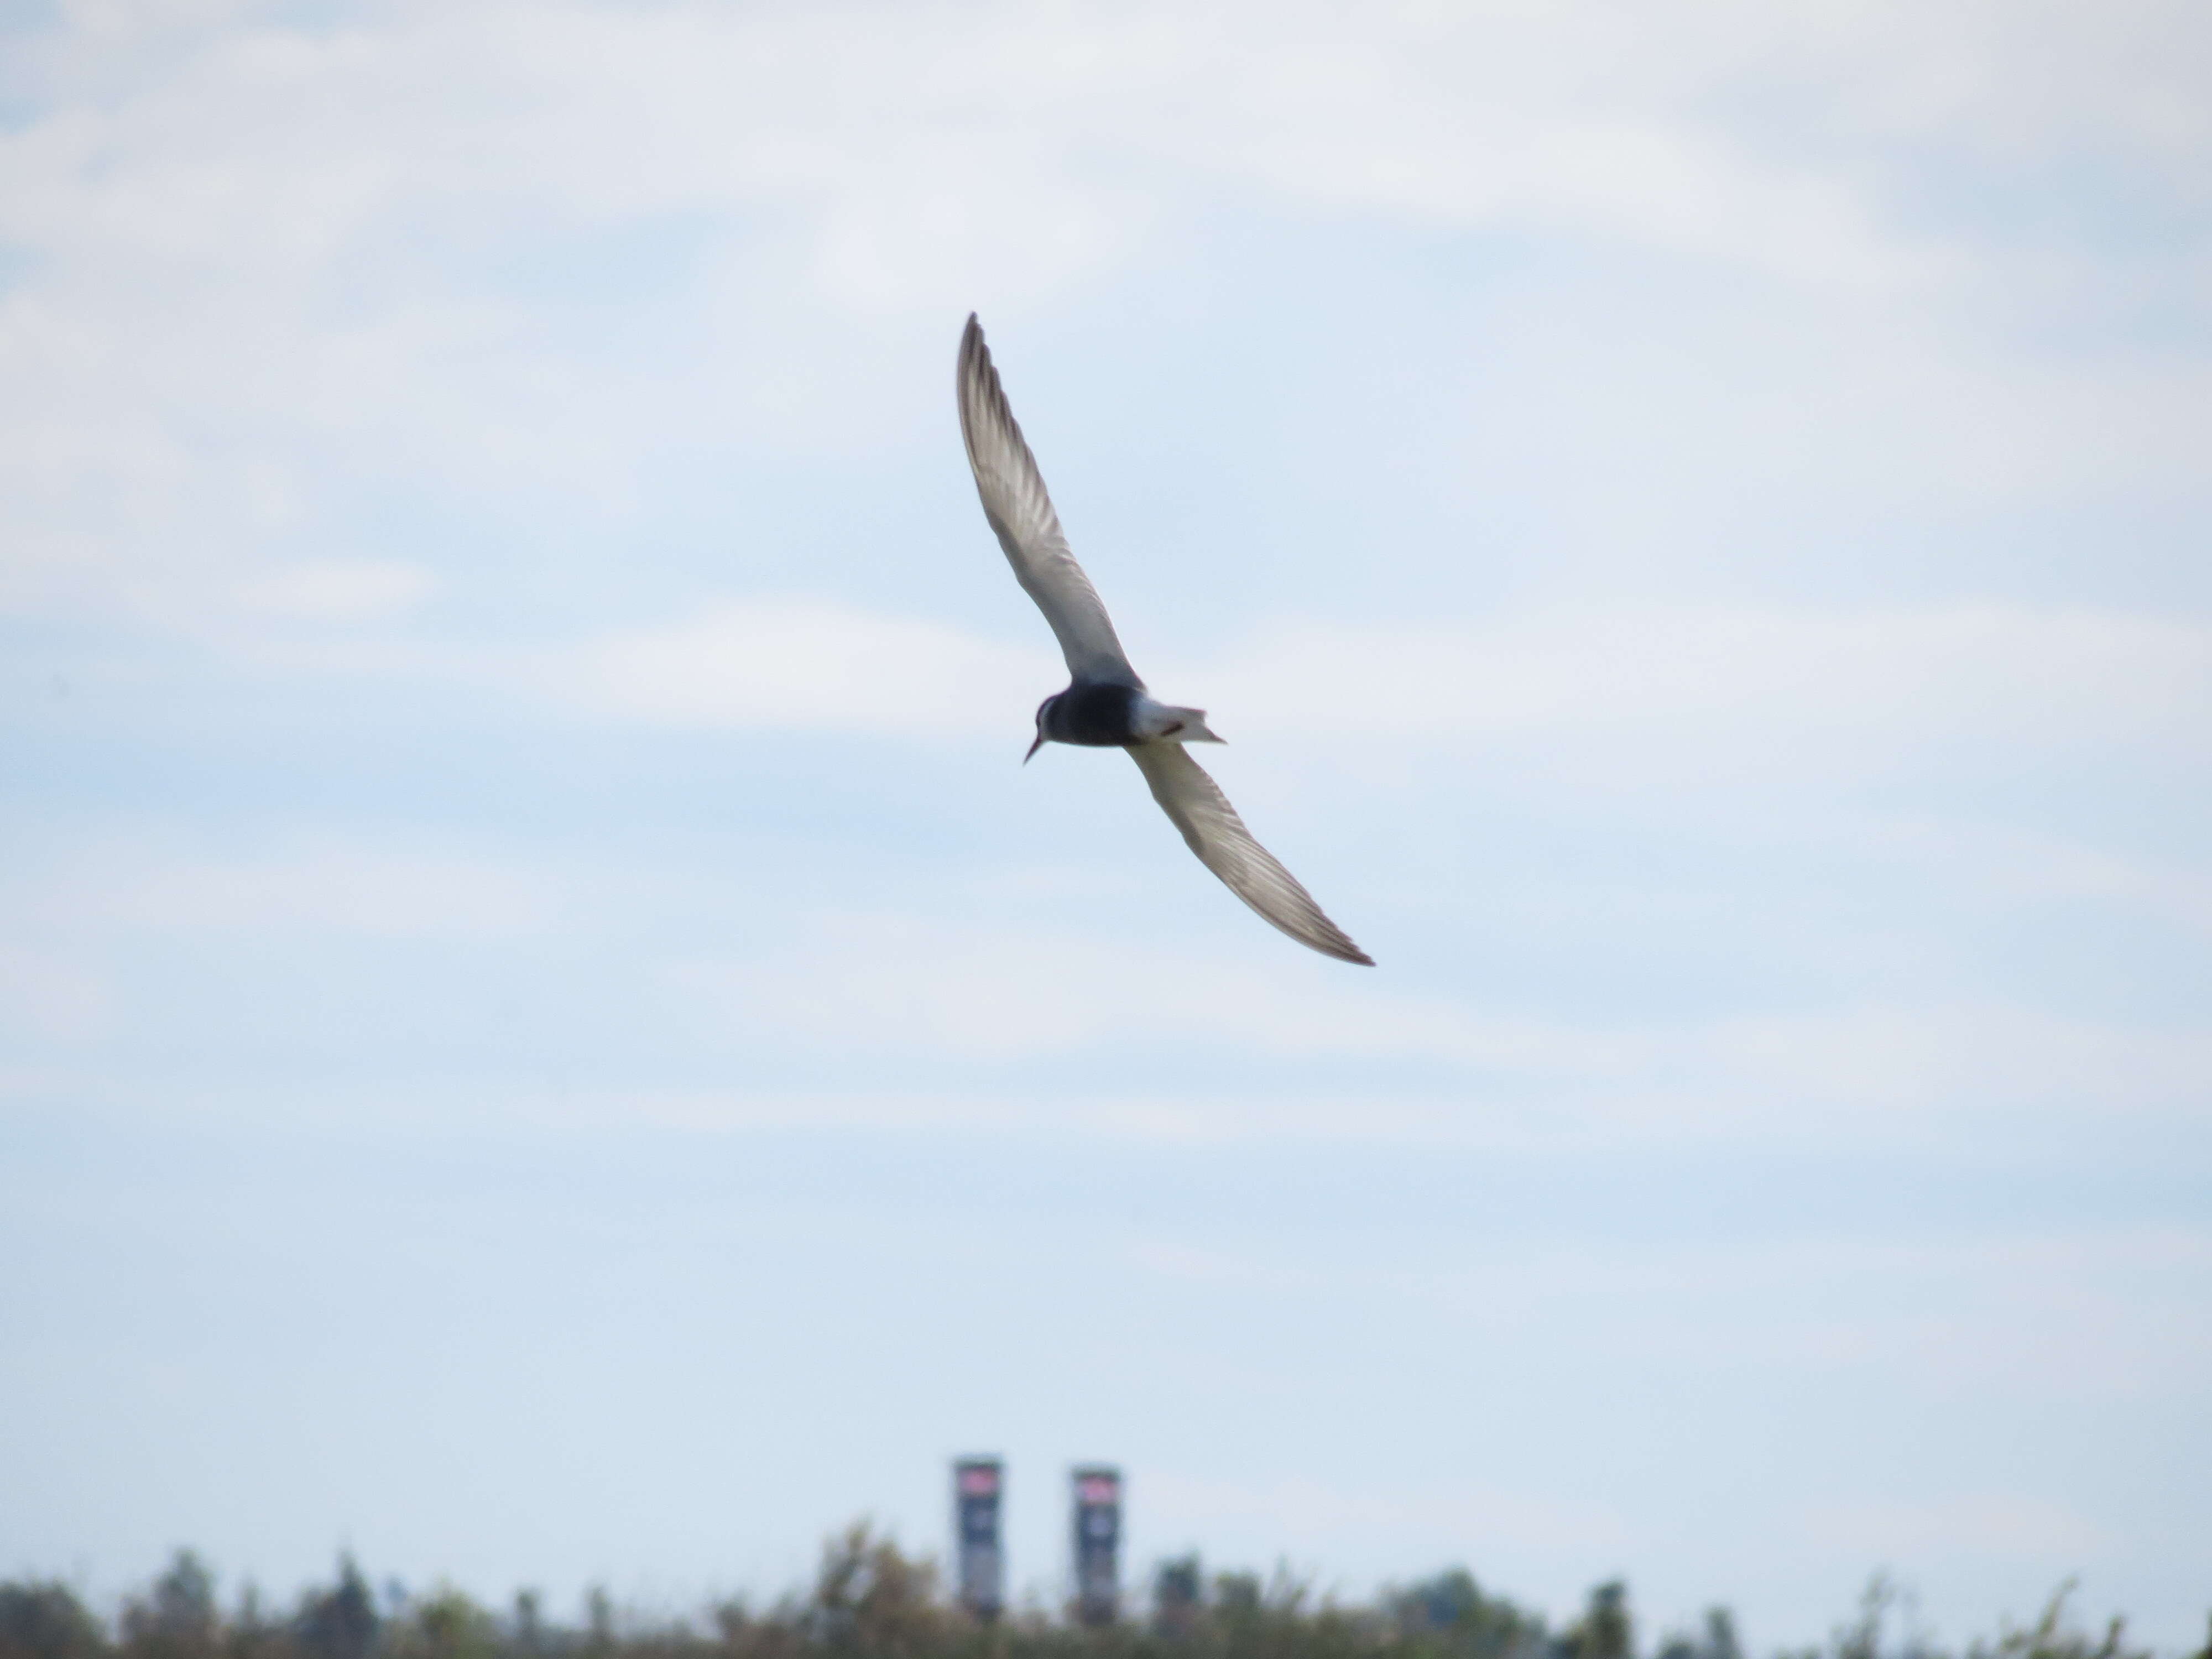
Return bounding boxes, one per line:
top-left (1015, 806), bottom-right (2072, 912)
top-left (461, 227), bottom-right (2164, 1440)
top-left (1128, 742), bottom-right (1374, 966)
top-left (957, 315), bottom-right (1139, 687)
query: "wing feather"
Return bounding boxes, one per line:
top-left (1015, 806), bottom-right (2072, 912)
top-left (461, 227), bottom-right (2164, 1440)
top-left (1128, 743), bottom-right (1374, 966)
top-left (957, 315), bottom-right (1139, 687)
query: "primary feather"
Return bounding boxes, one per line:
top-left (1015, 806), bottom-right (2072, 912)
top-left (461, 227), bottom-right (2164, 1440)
top-left (1128, 742), bottom-right (1374, 966)
top-left (956, 315), bottom-right (1138, 687)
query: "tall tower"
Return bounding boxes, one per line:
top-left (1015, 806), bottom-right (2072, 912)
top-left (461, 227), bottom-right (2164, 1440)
top-left (1069, 1464), bottom-right (1122, 1626)
top-left (951, 1457), bottom-right (1004, 1623)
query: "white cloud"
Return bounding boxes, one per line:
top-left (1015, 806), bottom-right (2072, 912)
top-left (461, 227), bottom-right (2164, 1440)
top-left (234, 558), bottom-right (437, 621)
top-left (0, 945), bottom-right (114, 1041)
top-left (1405, 1227), bottom-right (2212, 1310)
top-left (1196, 605), bottom-right (2212, 752)
top-left (671, 911), bottom-right (1530, 1065)
top-left (664, 912), bottom-right (2212, 1143)
top-left (578, 599), bottom-right (1053, 732)
top-left (1686, 1004), bottom-right (2212, 1118)
top-left (71, 845), bottom-right (557, 940)
top-left (557, 597), bottom-right (2212, 792)
top-left (1801, 1495), bottom-right (2112, 1563)
top-left (4, 0), bottom-right (2207, 633)
top-left (584, 1086), bottom-right (1561, 1148)
top-left (1859, 818), bottom-right (2212, 937)
top-left (1126, 1225), bottom-right (2212, 1402)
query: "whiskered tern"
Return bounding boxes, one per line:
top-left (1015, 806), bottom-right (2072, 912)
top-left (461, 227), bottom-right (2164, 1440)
top-left (956, 314), bottom-right (1373, 967)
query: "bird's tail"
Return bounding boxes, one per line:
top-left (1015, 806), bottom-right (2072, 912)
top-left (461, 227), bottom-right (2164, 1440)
top-left (1146, 704), bottom-right (1224, 744)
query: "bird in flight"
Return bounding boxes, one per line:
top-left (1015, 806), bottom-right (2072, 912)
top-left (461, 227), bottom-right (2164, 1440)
top-left (956, 314), bottom-right (1373, 966)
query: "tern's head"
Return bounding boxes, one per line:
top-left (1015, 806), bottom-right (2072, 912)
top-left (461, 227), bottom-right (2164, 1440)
top-left (1025, 693), bottom-right (1056, 763)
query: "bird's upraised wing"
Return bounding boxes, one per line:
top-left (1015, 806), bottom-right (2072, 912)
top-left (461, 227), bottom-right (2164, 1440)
top-left (1128, 742), bottom-right (1373, 966)
top-left (957, 315), bottom-right (1139, 687)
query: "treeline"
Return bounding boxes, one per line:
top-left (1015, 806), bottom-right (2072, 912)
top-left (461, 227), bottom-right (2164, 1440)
top-left (2, 1525), bottom-right (2197, 1659)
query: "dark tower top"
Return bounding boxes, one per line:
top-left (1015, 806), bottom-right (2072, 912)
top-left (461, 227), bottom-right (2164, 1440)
top-left (1070, 1465), bottom-right (1122, 1627)
top-left (952, 1457), bottom-right (1004, 1623)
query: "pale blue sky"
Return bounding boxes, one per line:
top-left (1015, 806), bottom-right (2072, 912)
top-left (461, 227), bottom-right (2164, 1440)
top-left (2, 0), bottom-right (2209, 1651)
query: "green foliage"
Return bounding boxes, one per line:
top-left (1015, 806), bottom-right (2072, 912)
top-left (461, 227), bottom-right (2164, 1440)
top-left (1385, 1568), bottom-right (1547, 1659)
top-left (388, 1590), bottom-right (499, 1659)
top-left (121, 1553), bottom-right (219, 1659)
top-left (1965, 1583), bottom-right (2148, 1659)
top-left (2, 1530), bottom-right (2191, 1659)
top-left (297, 1559), bottom-right (379, 1659)
top-left (1655, 1610), bottom-right (1740, 1659)
top-left (1828, 1576), bottom-right (1916, 1659)
top-left (1150, 1560), bottom-right (1201, 1641)
top-left (1557, 1584), bottom-right (1631, 1659)
top-left (803, 1524), bottom-right (953, 1659)
top-left (1188, 1563), bottom-right (1368, 1659)
top-left (0, 1580), bottom-right (107, 1659)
